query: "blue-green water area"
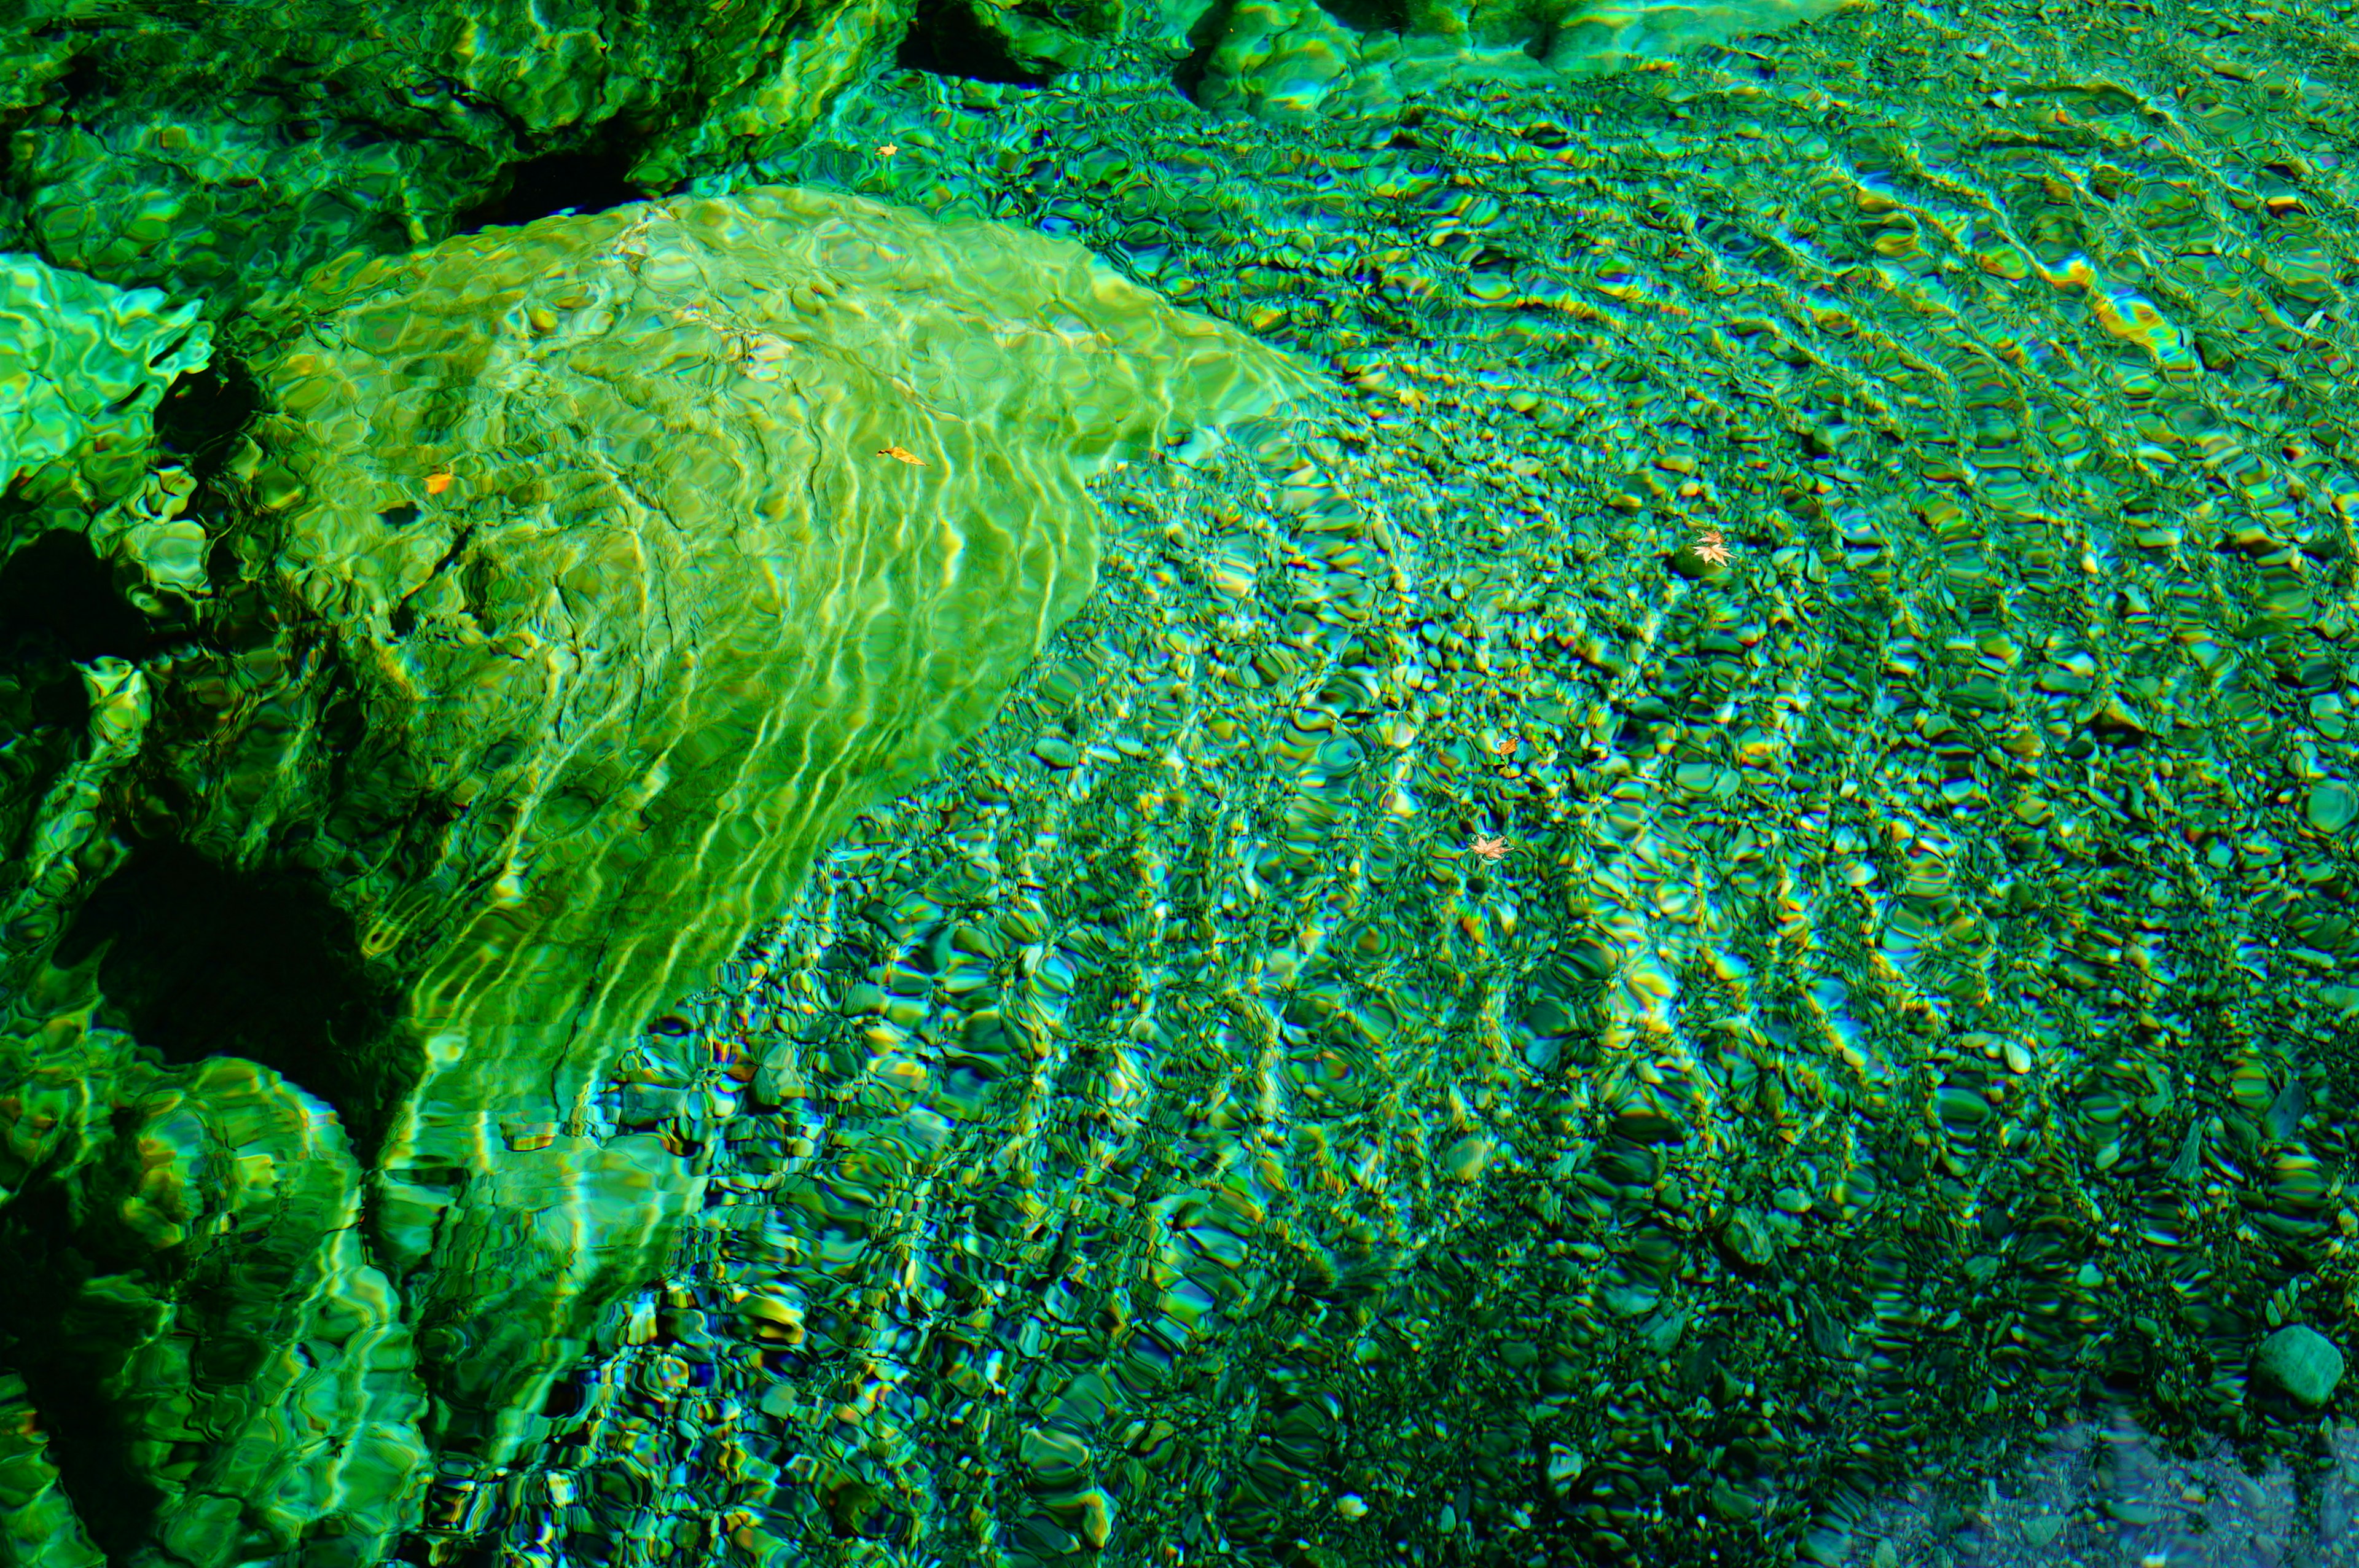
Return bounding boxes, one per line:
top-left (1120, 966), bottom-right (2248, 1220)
top-left (1, 0), bottom-right (2357, 1562)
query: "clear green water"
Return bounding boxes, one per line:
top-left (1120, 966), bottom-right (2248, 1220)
top-left (2, 0), bottom-right (2358, 1562)
top-left (635, 4), bottom-right (2359, 1562)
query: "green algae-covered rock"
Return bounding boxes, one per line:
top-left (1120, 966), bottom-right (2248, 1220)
top-left (1514, 0), bottom-right (1850, 72)
top-left (0, 257), bottom-right (209, 978)
top-left (0, 181), bottom-right (1321, 1559)
top-left (212, 179), bottom-right (1314, 1187)
top-left (0, 21), bottom-right (71, 121)
top-left (1191, 0), bottom-right (1363, 123)
top-left (0, 1373), bottom-right (103, 1568)
top-left (4, 0), bottom-right (920, 317)
top-left (10, 114), bottom-right (467, 324)
top-left (2257, 1324), bottom-right (2345, 1408)
top-left (0, 252), bottom-right (211, 533)
top-left (0, 967), bottom-right (424, 1566)
top-left (904, 0), bottom-right (1125, 82)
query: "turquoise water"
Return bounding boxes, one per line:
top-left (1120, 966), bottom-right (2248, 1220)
top-left (644, 7), bottom-right (2359, 1564)
top-left (2, 0), bottom-right (2358, 1561)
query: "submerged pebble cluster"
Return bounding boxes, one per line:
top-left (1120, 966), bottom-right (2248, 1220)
top-left (417, 0), bottom-right (2359, 1561)
top-left (4, 0), bottom-right (2357, 1558)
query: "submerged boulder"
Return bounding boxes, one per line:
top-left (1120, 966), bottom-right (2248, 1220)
top-left (5, 0), bottom-right (919, 318)
top-left (0, 184), bottom-right (1321, 1558)
top-left (0, 252), bottom-right (212, 536)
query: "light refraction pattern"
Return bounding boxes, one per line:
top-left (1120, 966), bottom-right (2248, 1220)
top-left (426, 0), bottom-right (2359, 1558)
top-left (2, 0), bottom-right (2358, 1559)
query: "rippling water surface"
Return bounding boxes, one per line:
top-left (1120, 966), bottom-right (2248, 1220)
top-left (6, 0), bottom-right (2359, 1562)
top-left (635, 2), bottom-right (2359, 1561)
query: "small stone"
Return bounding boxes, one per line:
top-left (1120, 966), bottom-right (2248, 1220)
top-left (2309, 781), bottom-right (2357, 835)
top-left (1705, 1478), bottom-right (1758, 1521)
top-left (2022, 1514), bottom-right (2065, 1547)
top-left (1724, 1207), bottom-right (1775, 1266)
top-left (1076, 1489), bottom-right (1114, 1550)
top-left (1546, 1445), bottom-right (1585, 1490)
top-left (1019, 1424), bottom-right (1092, 1481)
top-left (2258, 1324), bottom-right (2345, 1406)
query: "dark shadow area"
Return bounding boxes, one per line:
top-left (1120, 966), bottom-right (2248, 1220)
top-left (0, 564), bottom-right (92, 733)
top-left (0, 526), bottom-right (171, 667)
top-left (452, 138), bottom-right (664, 234)
top-left (53, 53), bottom-right (109, 108)
top-left (153, 356), bottom-right (262, 487)
top-left (54, 840), bottom-right (410, 1162)
top-left (14, 668), bottom-right (84, 733)
top-left (899, 0), bottom-right (1058, 87)
top-left (0, 1183), bottom-right (171, 1557)
top-left (0, 523), bottom-right (123, 868)
top-left (1315, 0), bottom-right (1405, 32)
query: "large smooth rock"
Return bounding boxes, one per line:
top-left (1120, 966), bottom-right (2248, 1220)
top-left (0, 184), bottom-right (1320, 1559)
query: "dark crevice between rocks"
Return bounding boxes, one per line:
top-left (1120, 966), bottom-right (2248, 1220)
top-left (52, 52), bottom-right (110, 110)
top-left (0, 1182), bottom-right (172, 1558)
top-left (0, 534), bottom-right (93, 735)
top-left (155, 355), bottom-right (265, 571)
top-left (0, 526), bottom-right (174, 671)
top-left (0, 521), bottom-right (174, 953)
top-left (153, 355), bottom-right (262, 490)
top-left (53, 839), bottom-right (410, 1166)
top-left (1316, 0), bottom-right (1405, 31)
top-left (899, 0), bottom-right (1058, 88)
top-left (452, 127), bottom-right (668, 234)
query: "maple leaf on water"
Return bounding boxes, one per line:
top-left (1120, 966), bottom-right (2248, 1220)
top-left (1469, 835), bottom-right (1511, 862)
top-left (1692, 529), bottom-right (1731, 566)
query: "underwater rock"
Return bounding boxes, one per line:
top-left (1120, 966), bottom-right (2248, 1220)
top-left (0, 182), bottom-right (1319, 1558)
top-left (10, 112), bottom-right (479, 325)
top-left (1507, 0), bottom-right (1851, 74)
top-left (1189, 0), bottom-right (1363, 123)
top-left (2258, 1325), bottom-right (2345, 1408)
top-left (2309, 779), bottom-right (2357, 836)
top-left (0, 254), bottom-right (212, 994)
top-left (0, 958), bottom-right (423, 1566)
top-left (0, 252), bottom-right (212, 535)
top-left (4, 0), bottom-right (919, 316)
top-left (901, 0), bottom-right (1125, 86)
top-left (0, 1373), bottom-right (102, 1568)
